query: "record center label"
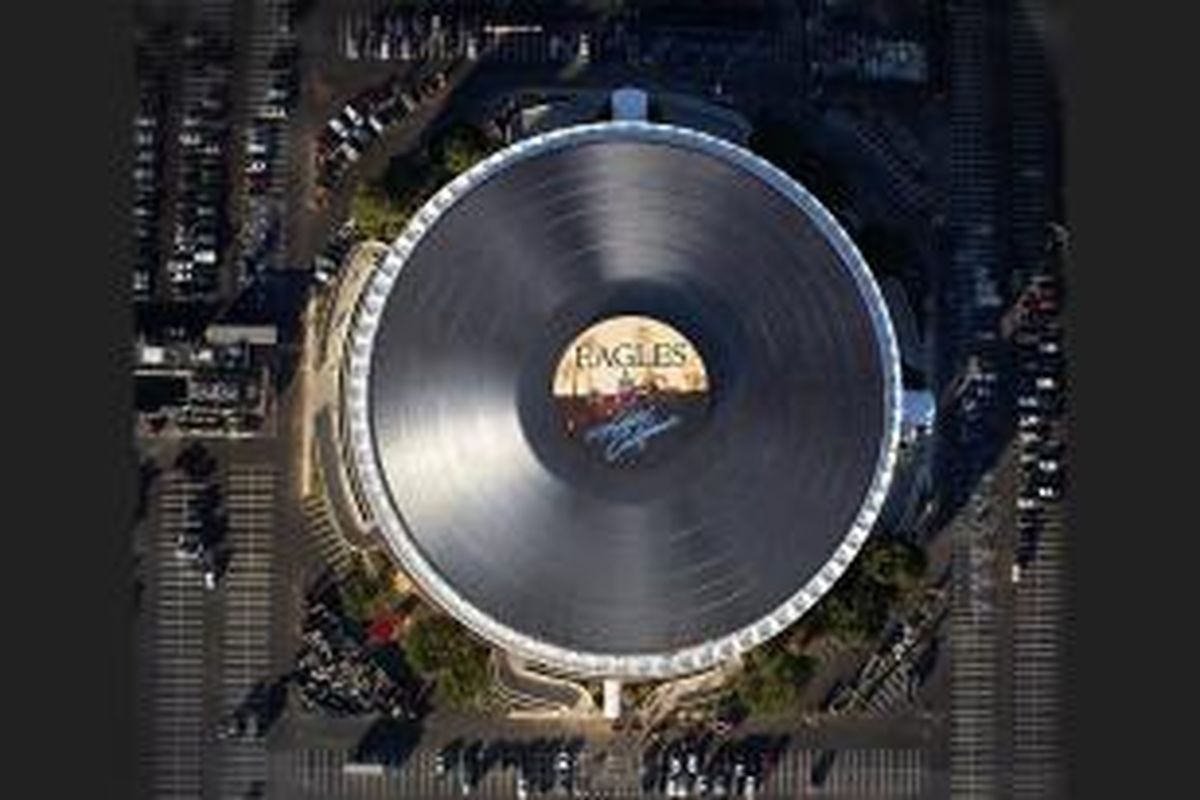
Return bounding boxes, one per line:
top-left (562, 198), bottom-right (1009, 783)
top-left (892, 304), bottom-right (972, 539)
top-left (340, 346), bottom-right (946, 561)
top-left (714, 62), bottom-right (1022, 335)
top-left (552, 316), bottom-right (709, 466)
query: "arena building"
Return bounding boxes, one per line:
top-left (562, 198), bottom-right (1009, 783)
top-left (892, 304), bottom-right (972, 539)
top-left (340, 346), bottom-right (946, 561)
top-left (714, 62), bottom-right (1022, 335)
top-left (336, 119), bottom-right (903, 682)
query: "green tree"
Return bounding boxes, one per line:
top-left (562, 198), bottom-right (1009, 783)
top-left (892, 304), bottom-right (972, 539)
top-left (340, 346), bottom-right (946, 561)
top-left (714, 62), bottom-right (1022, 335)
top-left (806, 563), bottom-right (894, 644)
top-left (860, 539), bottom-right (927, 590)
top-left (337, 551), bottom-right (401, 625)
top-left (350, 182), bottom-right (410, 243)
top-left (404, 612), bottom-right (492, 709)
top-left (733, 643), bottom-right (816, 716)
top-left (434, 124), bottom-right (494, 176)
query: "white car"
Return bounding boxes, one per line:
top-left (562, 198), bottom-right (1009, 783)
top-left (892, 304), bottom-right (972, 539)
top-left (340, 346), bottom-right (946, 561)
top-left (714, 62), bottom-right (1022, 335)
top-left (342, 103), bottom-right (365, 127)
top-left (327, 117), bottom-right (350, 139)
top-left (1036, 485), bottom-right (1060, 500)
top-left (1011, 563), bottom-right (1022, 584)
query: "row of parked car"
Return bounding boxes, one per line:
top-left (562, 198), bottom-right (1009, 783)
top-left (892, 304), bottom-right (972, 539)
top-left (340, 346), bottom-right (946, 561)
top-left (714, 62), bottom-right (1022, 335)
top-left (1012, 267), bottom-right (1066, 578)
top-left (295, 600), bottom-right (416, 719)
top-left (435, 738), bottom-right (582, 798)
top-left (312, 220), bottom-right (361, 286)
top-left (133, 72), bottom-right (164, 302)
top-left (315, 68), bottom-right (449, 191)
top-left (339, 9), bottom-right (606, 65)
top-left (643, 732), bottom-right (785, 798)
top-left (171, 444), bottom-right (229, 591)
top-left (341, 10), bottom-right (477, 62)
top-left (238, 39), bottom-right (297, 285)
top-left (168, 32), bottom-right (234, 300)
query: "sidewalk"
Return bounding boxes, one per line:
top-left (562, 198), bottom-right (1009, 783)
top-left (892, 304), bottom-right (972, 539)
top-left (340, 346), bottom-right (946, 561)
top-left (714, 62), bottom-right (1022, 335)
top-left (492, 651), bottom-right (597, 718)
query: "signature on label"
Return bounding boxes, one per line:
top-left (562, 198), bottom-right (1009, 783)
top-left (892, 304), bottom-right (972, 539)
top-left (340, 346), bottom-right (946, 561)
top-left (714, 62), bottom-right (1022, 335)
top-left (584, 405), bottom-right (682, 463)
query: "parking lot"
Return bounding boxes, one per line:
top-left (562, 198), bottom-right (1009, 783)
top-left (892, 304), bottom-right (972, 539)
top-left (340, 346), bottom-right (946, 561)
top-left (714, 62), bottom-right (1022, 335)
top-left (764, 747), bottom-right (929, 798)
top-left (217, 464), bottom-right (277, 797)
top-left (169, 29), bottom-right (234, 301)
top-left (133, 43), bottom-right (167, 302)
top-left (148, 470), bottom-right (209, 799)
top-left (267, 740), bottom-right (933, 799)
top-left (1011, 504), bottom-right (1065, 798)
top-left (273, 741), bottom-right (590, 799)
top-left (232, 0), bottom-right (296, 286)
top-left (948, 481), bottom-right (1002, 799)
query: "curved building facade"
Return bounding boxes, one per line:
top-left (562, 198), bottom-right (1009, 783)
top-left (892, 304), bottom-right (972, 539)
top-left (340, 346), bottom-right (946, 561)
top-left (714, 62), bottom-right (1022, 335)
top-left (341, 122), bottom-right (902, 679)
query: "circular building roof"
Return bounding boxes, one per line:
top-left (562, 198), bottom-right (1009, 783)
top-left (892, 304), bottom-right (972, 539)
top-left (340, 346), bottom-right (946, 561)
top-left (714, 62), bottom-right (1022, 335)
top-left (343, 122), bottom-right (901, 678)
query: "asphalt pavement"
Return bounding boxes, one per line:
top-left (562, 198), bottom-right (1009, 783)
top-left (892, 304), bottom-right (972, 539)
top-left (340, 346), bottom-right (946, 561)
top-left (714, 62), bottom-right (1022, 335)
top-left (216, 463), bottom-right (277, 798)
top-left (267, 741), bottom-right (936, 799)
top-left (146, 470), bottom-right (209, 799)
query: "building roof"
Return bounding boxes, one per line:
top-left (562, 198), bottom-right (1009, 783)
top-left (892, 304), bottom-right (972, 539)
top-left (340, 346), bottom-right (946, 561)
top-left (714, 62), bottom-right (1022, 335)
top-left (344, 122), bottom-right (901, 677)
top-left (205, 323), bottom-right (278, 346)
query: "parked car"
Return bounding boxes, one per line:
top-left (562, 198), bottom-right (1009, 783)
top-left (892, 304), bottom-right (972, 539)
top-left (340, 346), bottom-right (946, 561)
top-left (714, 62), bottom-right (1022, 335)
top-left (327, 116), bottom-right (350, 139)
top-left (342, 103), bottom-right (365, 128)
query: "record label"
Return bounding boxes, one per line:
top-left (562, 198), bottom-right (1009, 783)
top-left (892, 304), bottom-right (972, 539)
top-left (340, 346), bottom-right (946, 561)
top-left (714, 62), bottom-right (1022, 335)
top-left (551, 315), bottom-right (709, 466)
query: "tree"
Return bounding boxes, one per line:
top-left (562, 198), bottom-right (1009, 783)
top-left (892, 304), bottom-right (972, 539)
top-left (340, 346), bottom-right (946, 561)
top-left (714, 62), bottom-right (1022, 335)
top-left (733, 643), bottom-right (816, 716)
top-left (434, 124), bottom-right (494, 176)
top-left (860, 539), bottom-right (927, 590)
top-left (350, 182), bottom-right (410, 243)
top-left (337, 551), bottom-right (401, 625)
top-left (805, 562), bottom-right (894, 644)
top-left (404, 612), bottom-right (491, 710)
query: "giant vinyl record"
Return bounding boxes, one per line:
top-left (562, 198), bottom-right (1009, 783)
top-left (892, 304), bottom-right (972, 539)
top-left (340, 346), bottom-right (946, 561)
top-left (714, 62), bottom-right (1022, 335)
top-left (344, 123), bottom-right (901, 677)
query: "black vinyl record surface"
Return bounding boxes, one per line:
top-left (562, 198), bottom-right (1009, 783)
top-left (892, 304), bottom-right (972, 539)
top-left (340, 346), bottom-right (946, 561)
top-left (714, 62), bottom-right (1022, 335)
top-left (363, 127), bottom-right (894, 660)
